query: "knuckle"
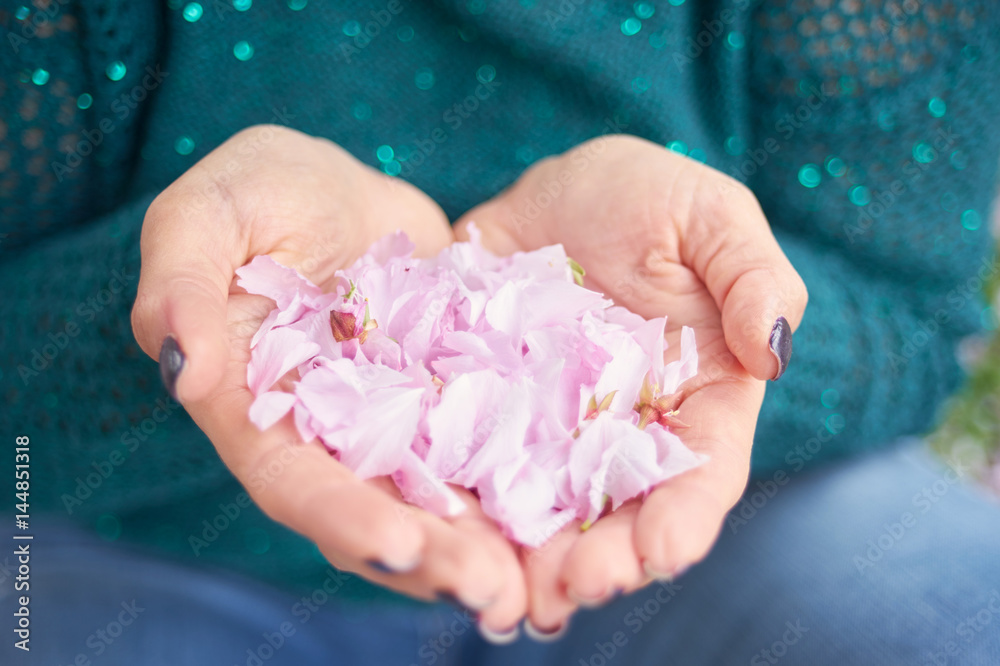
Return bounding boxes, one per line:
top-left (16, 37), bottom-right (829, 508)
top-left (796, 274), bottom-right (810, 308)
top-left (129, 290), bottom-right (158, 352)
top-left (141, 189), bottom-right (177, 238)
top-left (229, 123), bottom-right (293, 145)
top-left (564, 546), bottom-right (601, 582)
top-left (710, 175), bottom-right (757, 215)
top-left (598, 133), bottom-right (653, 157)
top-left (440, 543), bottom-right (487, 582)
top-left (361, 517), bottom-right (401, 552)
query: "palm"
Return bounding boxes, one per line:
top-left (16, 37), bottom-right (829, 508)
top-left (455, 135), bottom-right (794, 628)
top-left (138, 128), bottom-right (803, 635)
top-left (138, 127), bottom-right (529, 630)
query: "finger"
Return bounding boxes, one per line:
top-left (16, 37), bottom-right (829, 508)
top-left (453, 201), bottom-right (527, 257)
top-left (634, 352), bottom-right (761, 577)
top-left (521, 522), bottom-right (581, 635)
top-left (684, 177), bottom-right (808, 381)
top-left (222, 424), bottom-right (428, 572)
top-left (452, 153), bottom-right (568, 256)
top-left (131, 186), bottom-right (239, 402)
top-left (364, 170), bottom-right (455, 259)
top-left (131, 126), bottom-right (372, 403)
top-left (184, 330), bottom-right (427, 571)
top-left (350, 484), bottom-right (528, 634)
top-left (381, 503), bottom-right (507, 608)
top-left (186, 294), bottom-right (514, 605)
top-left (561, 501), bottom-right (645, 605)
top-left (131, 129), bottom-right (270, 402)
top-left (444, 491), bottom-right (529, 632)
top-left (306, 482), bottom-right (521, 624)
top-left (391, 489), bottom-right (511, 612)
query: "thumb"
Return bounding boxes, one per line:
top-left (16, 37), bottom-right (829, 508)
top-left (131, 186), bottom-right (240, 403)
top-left (453, 201), bottom-right (528, 257)
top-left (687, 186), bottom-right (808, 381)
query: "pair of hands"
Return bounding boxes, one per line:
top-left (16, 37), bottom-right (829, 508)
top-left (131, 126), bottom-right (806, 638)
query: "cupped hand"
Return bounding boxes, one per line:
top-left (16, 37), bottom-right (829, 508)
top-left (454, 134), bottom-right (808, 633)
top-left (131, 126), bottom-right (528, 633)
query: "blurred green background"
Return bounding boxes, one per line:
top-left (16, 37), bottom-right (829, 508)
top-left (928, 199), bottom-right (1000, 493)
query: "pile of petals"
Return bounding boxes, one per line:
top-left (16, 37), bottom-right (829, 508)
top-left (238, 227), bottom-right (706, 547)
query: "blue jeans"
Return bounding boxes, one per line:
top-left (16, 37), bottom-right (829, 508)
top-left (4, 440), bottom-right (1000, 665)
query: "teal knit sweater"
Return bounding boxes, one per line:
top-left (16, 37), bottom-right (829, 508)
top-left (2, 0), bottom-right (998, 600)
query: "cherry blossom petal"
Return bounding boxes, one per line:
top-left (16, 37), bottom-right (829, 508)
top-left (320, 386), bottom-right (425, 479)
top-left (241, 230), bottom-right (705, 546)
top-left (248, 391), bottom-right (298, 430)
top-left (456, 383), bottom-right (533, 487)
top-left (393, 450), bottom-right (467, 517)
top-left (236, 254), bottom-right (325, 309)
top-left (247, 327), bottom-right (321, 395)
top-left (660, 325), bottom-right (699, 395)
top-left (593, 332), bottom-right (651, 414)
top-left (424, 369), bottom-right (509, 479)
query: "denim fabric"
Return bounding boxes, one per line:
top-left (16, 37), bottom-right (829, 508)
top-left (4, 440), bottom-right (999, 665)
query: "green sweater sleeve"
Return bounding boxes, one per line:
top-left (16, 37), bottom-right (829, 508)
top-left (751, 228), bottom-right (994, 477)
top-left (3, 0), bottom-right (997, 597)
top-left (0, 194), bottom-right (232, 517)
top-left (0, 190), bottom-right (446, 603)
top-left (0, 199), bottom-right (371, 598)
top-left (744, 1), bottom-right (999, 475)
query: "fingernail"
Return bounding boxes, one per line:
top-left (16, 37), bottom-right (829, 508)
top-left (365, 559), bottom-right (398, 575)
top-left (478, 622), bottom-right (520, 645)
top-left (377, 553), bottom-right (421, 574)
top-left (438, 591), bottom-right (494, 612)
top-left (643, 560), bottom-right (691, 582)
top-left (524, 619), bottom-right (567, 643)
top-left (768, 316), bottom-right (792, 380)
top-left (567, 587), bottom-right (619, 609)
top-left (159, 335), bottom-right (185, 400)
top-left (642, 561), bottom-right (673, 581)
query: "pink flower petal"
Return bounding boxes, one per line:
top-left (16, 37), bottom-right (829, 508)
top-left (593, 332), bottom-right (650, 414)
top-left (647, 422), bottom-right (709, 477)
top-left (630, 316), bottom-right (667, 380)
top-left (455, 383), bottom-right (533, 487)
top-left (247, 327), bottom-right (321, 395)
top-left (393, 450), bottom-right (467, 517)
top-left (236, 255), bottom-right (325, 309)
top-left (477, 456), bottom-right (570, 548)
top-left (484, 281), bottom-right (528, 342)
top-left (248, 391), bottom-right (298, 430)
top-left (568, 412), bottom-right (663, 523)
top-left (660, 325), bottom-right (698, 395)
top-left (320, 385), bottom-right (425, 479)
top-left (241, 230), bottom-right (705, 547)
top-left (424, 369), bottom-right (509, 479)
top-left (349, 230), bottom-right (416, 267)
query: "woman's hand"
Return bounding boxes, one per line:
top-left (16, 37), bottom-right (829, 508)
top-left (454, 134), bottom-right (808, 632)
top-left (131, 126), bottom-right (528, 633)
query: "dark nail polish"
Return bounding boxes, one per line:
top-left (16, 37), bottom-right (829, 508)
top-left (768, 316), bottom-right (792, 381)
top-left (365, 559), bottom-right (396, 574)
top-left (159, 335), bottom-right (185, 400)
top-left (437, 592), bottom-right (469, 611)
